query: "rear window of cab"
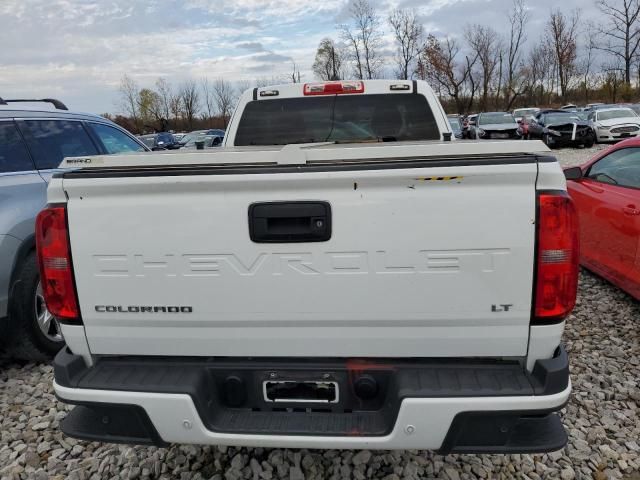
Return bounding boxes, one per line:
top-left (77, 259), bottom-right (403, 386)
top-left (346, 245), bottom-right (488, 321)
top-left (234, 94), bottom-right (440, 146)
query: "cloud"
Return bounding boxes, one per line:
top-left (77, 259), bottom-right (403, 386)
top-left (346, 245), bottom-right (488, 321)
top-left (0, 0), bottom-right (604, 114)
top-left (237, 41), bottom-right (265, 52)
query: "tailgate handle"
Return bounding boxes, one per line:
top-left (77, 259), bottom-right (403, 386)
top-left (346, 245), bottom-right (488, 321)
top-left (249, 202), bottom-right (331, 243)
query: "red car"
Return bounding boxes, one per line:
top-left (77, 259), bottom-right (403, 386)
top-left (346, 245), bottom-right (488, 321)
top-left (564, 137), bottom-right (640, 299)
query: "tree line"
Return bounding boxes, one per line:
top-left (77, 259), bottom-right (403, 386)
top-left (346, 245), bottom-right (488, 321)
top-left (313, 0), bottom-right (640, 113)
top-left (113, 0), bottom-right (640, 132)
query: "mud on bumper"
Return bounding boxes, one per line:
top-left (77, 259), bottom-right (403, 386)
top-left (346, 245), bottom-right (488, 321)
top-left (53, 347), bottom-right (571, 452)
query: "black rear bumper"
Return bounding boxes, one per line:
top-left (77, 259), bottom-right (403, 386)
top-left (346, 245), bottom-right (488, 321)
top-left (54, 347), bottom-right (570, 452)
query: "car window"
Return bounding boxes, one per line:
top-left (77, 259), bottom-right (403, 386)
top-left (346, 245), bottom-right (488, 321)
top-left (157, 133), bottom-right (174, 143)
top-left (0, 122), bottom-right (34, 173)
top-left (139, 136), bottom-right (156, 148)
top-left (21, 120), bottom-right (99, 170)
top-left (588, 148), bottom-right (640, 189)
top-left (90, 123), bottom-right (146, 154)
top-left (234, 94), bottom-right (440, 146)
top-left (479, 113), bottom-right (516, 125)
top-left (596, 109), bottom-right (637, 121)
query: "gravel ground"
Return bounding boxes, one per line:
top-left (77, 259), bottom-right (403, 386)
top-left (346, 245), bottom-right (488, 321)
top-left (1, 145), bottom-right (639, 480)
top-left (553, 144), bottom-right (609, 168)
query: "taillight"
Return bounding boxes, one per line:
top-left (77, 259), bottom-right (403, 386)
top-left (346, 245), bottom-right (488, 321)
top-left (303, 81), bottom-right (364, 96)
top-left (533, 192), bottom-right (579, 323)
top-left (35, 204), bottom-right (80, 321)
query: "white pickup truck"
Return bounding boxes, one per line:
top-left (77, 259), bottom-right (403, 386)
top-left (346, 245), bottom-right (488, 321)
top-left (41, 80), bottom-right (576, 453)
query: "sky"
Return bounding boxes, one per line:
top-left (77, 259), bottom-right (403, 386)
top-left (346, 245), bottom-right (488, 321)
top-left (0, 0), bottom-right (602, 114)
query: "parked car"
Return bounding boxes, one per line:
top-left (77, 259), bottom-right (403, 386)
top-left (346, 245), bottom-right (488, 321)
top-left (462, 114), bottom-right (477, 139)
top-left (629, 104), bottom-right (640, 116)
top-left (181, 134), bottom-right (223, 148)
top-left (139, 132), bottom-right (180, 150)
top-left (46, 80), bottom-right (572, 453)
top-left (587, 107), bottom-right (640, 143)
top-left (560, 104), bottom-right (578, 111)
top-left (179, 132), bottom-right (223, 148)
top-left (179, 129), bottom-right (226, 145)
top-left (0, 97), bottom-right (148, 360)
top-left (469, 112), bottom-right (520, 139)
top-left (512, 107), bottom-right (540, 123)
top-left (564, 137), bottom-right (640, 299)
top-left (172, 132), bottom-right (186, 142)
top-left (516, 114), bottom-right (537, 139)
top-left (447, 114), bottom-right (464, 139)
top-left (527, 110), bottom-right (595, 148)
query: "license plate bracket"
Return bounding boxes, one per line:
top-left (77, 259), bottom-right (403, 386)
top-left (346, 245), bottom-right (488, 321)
top-left (263, 380), bottom-right (339, 403)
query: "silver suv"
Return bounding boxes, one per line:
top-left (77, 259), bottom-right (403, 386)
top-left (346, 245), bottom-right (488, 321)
top-left (0, 98), bottom-right (148, 360)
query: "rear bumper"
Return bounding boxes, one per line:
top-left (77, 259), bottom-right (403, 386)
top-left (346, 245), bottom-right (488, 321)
top-left (54, 347), bottom-right (571, 452)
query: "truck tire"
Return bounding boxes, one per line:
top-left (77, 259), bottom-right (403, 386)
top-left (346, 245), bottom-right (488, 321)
top-left (7, 252), bottom-right (65, 361)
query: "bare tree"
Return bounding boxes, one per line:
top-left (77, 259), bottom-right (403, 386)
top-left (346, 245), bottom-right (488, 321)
top-left (118, 74), bottom-right (140, 131)
top-left (312, 38), bottom-right (344, 80)
top-left (155, 77), bottom-right (172, 122)
top-left (602, 62), bottom-right (626, 101)
top-left (578, 22), bottom-right (598, 103)
top-left (546, 9), bottom-right (580, 100)
top-left (201, 77), bottom-right (215, 125)
top-left (504, 0), bottom-right (529, 109)
top-left (417, 35), bottom-right (478, 114)
top-left (235, 80), bottom-right (252, 96)
top-left (213, 78), bottom-right (235, 128)
top-left (464, 55), bottom-right (480, 113)
top-left (179, 79), bottom-right (201, 130)
top-left (527, 44), bottom-right (553, 105)
top-left (169, 91), bottom-right (182, 127)
top-left (339, 0), bottom-right (383, 79)
top-left (465, 24), bottom-right (501, 111)
top-left (596, 0), bottom-right (640, 85)
top-left (388, 8), bottom-right (424, 80)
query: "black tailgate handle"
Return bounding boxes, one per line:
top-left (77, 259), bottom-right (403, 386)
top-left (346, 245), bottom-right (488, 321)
top-left (249, 202), bottom-right (332, 243)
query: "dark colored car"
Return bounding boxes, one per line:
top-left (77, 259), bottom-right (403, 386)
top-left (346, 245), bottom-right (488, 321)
top-left (470, 112), bottom-right (520, 140)
top-left (564, 137), bottom-right (640, 298)
top-left (527, 110), bottom-right (595, 148)
top-left (447, 115), bottom-right (464, 139)
top-left (139, 132), bottom-right (180, 150)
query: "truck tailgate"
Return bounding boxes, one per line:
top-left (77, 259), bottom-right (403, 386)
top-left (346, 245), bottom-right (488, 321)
top-left (63, 159), bottom-right (537, 357)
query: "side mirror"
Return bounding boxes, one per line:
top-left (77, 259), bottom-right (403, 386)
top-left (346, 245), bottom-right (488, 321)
top-left (564, 166), bottom-right (583, 180)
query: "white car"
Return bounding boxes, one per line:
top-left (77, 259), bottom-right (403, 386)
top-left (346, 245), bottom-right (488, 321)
top-left (42, 80), bottom-right (573, 453)
top-left (589, 107), bottom-right (640, 142)
top-left (512, 107), bottom-right (540, 123)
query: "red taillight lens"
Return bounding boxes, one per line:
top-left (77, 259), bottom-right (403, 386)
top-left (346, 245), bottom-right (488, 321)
top-left (303, 81), bottom-right (365, 95)
top-left (533, 192), bottom-right (579, 323)
top-left (35, 204), bottom-right (80, 321)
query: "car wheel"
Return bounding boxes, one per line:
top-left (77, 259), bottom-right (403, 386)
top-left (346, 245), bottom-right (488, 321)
top-left (542, 133), bottom-right (554, 148)
top-left (584, 134), bottom-right (595, 148)
top-left (7, 252), bottom-right (64, 361)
